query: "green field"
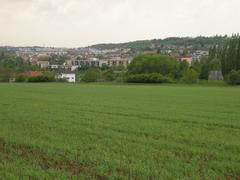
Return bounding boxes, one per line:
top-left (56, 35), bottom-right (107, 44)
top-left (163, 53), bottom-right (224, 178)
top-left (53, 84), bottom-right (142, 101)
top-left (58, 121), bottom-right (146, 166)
top-left (0, 83), bottom-right (240, 179)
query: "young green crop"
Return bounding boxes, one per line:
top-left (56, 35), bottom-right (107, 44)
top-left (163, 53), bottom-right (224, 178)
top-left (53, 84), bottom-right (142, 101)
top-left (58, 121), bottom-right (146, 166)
top-left (0, 83), bottom-right (240, 179)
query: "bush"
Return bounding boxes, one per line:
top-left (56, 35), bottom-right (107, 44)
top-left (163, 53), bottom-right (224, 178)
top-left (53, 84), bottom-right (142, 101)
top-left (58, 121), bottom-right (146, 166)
top-left (227, 70), bottom-right (240, 85)
top-left (102, 69), bottom-right (116, 81)
top-left (128, 54), bottom-right (180, 77)
top-left (15, 75), bottom-right (26, 82)
top-left (181, 69), bottom-right (199, 84)
top-left (82, 68), bottom-right (101, 82)
top-left (0, 67), bottom-right (13, 82)
top-left (43, 71), bottom-right (55, 82)
top-left (28, 75), bottom-right (55, 83)
top-left (125, 73), bottom-right (173, 83)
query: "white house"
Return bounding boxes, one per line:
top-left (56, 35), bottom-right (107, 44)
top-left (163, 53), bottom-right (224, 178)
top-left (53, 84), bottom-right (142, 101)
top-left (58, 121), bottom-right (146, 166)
top-left (58, 73), bottom-right (76, 83)
top-left (71, 66), bottom-right (78, 71)
top-left (50, 64), bottom-right (60, 70)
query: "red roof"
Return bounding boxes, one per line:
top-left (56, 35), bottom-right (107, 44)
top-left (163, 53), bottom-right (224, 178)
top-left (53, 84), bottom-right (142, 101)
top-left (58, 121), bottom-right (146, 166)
top-left (31, 56), bottom-right (39, 62)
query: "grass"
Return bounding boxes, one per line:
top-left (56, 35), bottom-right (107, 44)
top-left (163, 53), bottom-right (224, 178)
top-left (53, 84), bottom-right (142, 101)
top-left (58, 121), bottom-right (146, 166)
top-left (0, 83), bottom-right (240, 179)
top-left (198, 80), bottom-right (227, 86)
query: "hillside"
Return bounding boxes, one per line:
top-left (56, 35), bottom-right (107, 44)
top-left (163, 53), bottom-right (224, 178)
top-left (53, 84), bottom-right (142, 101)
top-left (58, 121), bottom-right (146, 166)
top-left (89, 36), bottom-right (228, 51)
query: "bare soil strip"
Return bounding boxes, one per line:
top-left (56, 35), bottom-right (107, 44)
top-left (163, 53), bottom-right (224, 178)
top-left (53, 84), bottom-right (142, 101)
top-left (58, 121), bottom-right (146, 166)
top-left (0, 138), bottom-right (107, 180)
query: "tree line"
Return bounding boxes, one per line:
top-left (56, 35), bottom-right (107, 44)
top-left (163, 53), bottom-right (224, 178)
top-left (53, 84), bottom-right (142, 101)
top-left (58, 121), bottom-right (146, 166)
top-left (89, 35), bottom-right (228, 51)
top-left (208, 35), bottom-right (240, 84)
top-left (0, 49), bottom-right (33, 82)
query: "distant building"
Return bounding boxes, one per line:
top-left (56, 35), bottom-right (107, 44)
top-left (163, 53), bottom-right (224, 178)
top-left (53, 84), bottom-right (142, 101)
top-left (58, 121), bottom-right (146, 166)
top-left (71, 66), bottom-right (78, 71)
top-left (66, 59), bottom-right (74, 66)
top-left (50, 64), bottom-right (60, 70)
top-left (58, 73), bottom-right (76, 83)
top-left (68, 57), bottom-right (132, 69)
top-left (179, 56), bottom-right (193, 64)
top-left (30, 55), bottom-right (39, 63)
top-left (106, 58), bottom-right (131, 67)
top-left (37, 61), bottom-right (49, 68)
top-left (192, 50), bottom-right (209, 61)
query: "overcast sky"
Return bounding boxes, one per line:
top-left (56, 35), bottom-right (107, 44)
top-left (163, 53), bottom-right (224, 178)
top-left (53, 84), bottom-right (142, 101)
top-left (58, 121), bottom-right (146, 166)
top-left (0, 0), bottom-right (239, 47)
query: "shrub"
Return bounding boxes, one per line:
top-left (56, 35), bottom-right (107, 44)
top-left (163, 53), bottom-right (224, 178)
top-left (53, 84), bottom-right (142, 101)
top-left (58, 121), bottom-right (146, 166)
top-left (102, 69), bottom-right (116, 81)
top-left (56, 78), bottom-right (68, 83)
top-left (15, 75), bottom-right (26, 82)
top-left (28, 75), bottom-right (55, 82)
top-left (43, 72), bottom-right (55, 81)
top-left (181, 69), bottom-right (199, 84)
top-left (128, 54), bottom-right (180, 77)
top-left (125, 73), bottom-right (173, 83)
top-left (115, 76), bottom-right (124, 83)
top-left (227, 70), bottom-right (240, 85)
top-left (82, 68), bottom-right (101, 82)
top-left (0, 67), bottom-right (13, 82)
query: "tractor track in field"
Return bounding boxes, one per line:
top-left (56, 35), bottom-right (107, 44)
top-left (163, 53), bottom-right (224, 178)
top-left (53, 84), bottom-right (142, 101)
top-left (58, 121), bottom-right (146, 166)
top-left (67, 108), bottom-right (240, 130)
top-left (0, 138), bottom-right (107, 180)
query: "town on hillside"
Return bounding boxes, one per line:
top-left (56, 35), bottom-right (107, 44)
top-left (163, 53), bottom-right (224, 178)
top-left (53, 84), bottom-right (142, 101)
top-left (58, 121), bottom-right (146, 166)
top-left (1, 42), bottom-right (210, 83)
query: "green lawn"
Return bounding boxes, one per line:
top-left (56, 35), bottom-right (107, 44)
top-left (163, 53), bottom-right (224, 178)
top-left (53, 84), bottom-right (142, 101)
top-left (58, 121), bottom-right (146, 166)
top-left (0, 83), bottom-right (240, 179)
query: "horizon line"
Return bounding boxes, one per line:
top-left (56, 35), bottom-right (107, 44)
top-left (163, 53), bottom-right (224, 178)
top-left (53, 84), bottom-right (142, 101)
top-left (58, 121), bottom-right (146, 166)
top-left (0, 34), bottom-right (235, 49)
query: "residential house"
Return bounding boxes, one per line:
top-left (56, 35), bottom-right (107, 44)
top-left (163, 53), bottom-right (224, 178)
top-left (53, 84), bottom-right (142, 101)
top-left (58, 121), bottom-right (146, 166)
top-left (37, 61), bottom-right (50, 68)
top-left (30, 55), bottom-right (39, 64)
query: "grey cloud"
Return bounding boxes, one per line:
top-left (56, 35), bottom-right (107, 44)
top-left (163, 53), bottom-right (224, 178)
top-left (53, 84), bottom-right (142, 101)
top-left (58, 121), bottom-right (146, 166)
top-left (0, 0), bottom-right (239, 47)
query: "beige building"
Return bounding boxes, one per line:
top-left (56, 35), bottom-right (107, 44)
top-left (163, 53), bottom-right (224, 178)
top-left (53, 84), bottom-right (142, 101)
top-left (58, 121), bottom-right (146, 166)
top-left (107, 58), bottom-right (132, 67)
top-left (37, 61), bottom-right (50, 68)
top-left (68, 57), bottom-right (133, 69)
top-left (179, 56), bottom-right (193, 64)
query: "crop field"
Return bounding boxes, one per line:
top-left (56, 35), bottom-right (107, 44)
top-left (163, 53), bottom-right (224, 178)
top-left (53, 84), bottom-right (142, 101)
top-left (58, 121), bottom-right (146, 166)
top-left (0, 83), bottom-right (240, 179)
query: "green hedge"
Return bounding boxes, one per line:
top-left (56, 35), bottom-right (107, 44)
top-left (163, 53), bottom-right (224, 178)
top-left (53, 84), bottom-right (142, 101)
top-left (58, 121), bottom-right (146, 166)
top-left (180, 69), bottom-right (199, 84)
top-left (28, 75), bottom-right (55, 83)
top-left (81, 68), bottom-right (101, 82)
top-left (15, 75), bottom-right (26, 82)
top-left (125, 73), bottom-right (173, 83)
